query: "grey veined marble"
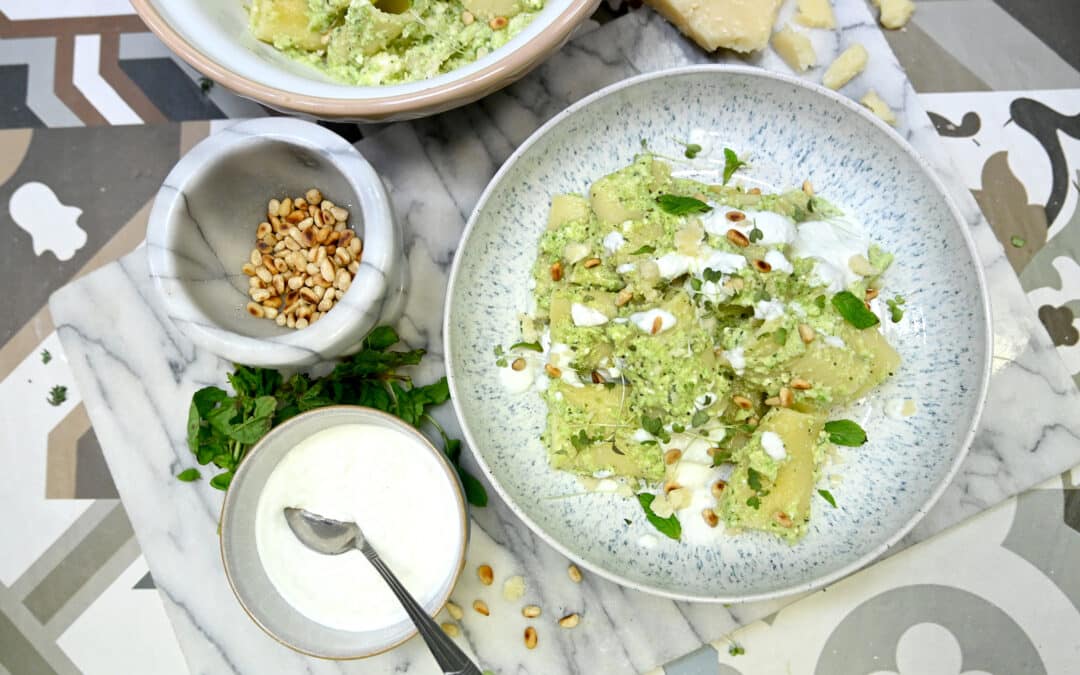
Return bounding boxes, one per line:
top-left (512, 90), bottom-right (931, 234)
top-left (50, 4), bottom-right (1080, 675)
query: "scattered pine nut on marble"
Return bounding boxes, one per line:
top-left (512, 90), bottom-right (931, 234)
top-left (241, 189), bottom-right (362, 330)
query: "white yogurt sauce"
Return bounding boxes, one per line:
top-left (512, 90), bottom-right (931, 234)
top-left (255, 424), bottom-right (461, 632)
top-left (885, 398), bottom-right (918, 419)
top-left (571, 303), bottom-right (609, 327)
top-left (653, 249), bottom-right (746, 281)
top-left (761, 431), bottom-right (787, 460)
top-left (603, 231), bottom-right (625, 254)
top-left (753, 299), bottom-right (786, 321)
top-left (764, 249), bottom-right (794, 274)
top-left (791, 218), bottom-right (870, 292)
top-left (703, 207), bottom-right (796, 246)
top-left (630, 308), bottom-right (677, 333)
top-left (498, 358), bottom-right (537, 393)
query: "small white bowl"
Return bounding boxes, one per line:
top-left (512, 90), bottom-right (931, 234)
top-left (220, 406), bottom-right (469, 659)
top-left (147, 118), bottom-right (406, 367)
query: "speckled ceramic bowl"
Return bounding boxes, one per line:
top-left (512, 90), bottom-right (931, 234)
top-left (147, 118), bottom-right (406, 367)
top-left (445, 66), bottom-right (992, 603)
top-left (130, 0), bottom-right (598, 121)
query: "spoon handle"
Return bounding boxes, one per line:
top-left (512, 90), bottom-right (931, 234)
top-left (360, 545), bottom-right (482, 675)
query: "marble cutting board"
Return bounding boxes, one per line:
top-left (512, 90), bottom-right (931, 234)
top-left (49, 5), bottom-right (1080, 675)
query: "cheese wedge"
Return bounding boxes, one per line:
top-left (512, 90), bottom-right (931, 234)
top-left (871, 0), bottom-right (915, 29)
top-left (822, 43), bottom-right (868, 90)
top-left (860, 90), bottom-right (897, 125)
top-left (645, 0), bottom-right (784, 53)
top-left (795, 0), bottom-right (835, 29)
top-left (772, 25), bottom-right (816, 72)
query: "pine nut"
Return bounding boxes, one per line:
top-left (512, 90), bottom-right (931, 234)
top-left (732, 395), bottom-right (753, 410)
top-left (446, 601), bottom-right (463, 621)
top-left (753, 259), bottom-right (772, 273)
top-left (726, 229), bottom-right (750, 247)
top-left (288, 276), bottom-right (304, 290)
top-left (462, 9), bottom-right (474, 24)
top-left (477, 565), bottom-right (494, 585)
top-left (726, 210), bottom-right (746, 222)
top-left (267, 199), bottom-right (280, 217)
top-left (250, 249), bottom-right (262, 266)
top-left (567, 564), bottom-right (582, 583)
top-left (583, 257), bottom-right (601, 268)
top-left (295, 317), bottom-right (309, 329)
top-left (558, 613), bottom-right (580, 628)
top-left (779, 387), bottom-right (794, 407)
top-left (275, 313), bottom-right (287, 326)
top-left (263, 306), bottom-right (278, 319)
top-left (348, 261), bottom-right (360, 275)
top-left (249, 276), bottom-right (263, 289)
top-left (255, 266), bottom-right (272, 283)
top-left (305, 188), bottom-right (322, 205)
top-left (512, 358), bottom-right (526, 371)
top-left (293, 198), bottom-right (306, 210)
top-left (524, 626), bottom-right (537, 649)
top-left (550, 261), bottom-right (563, 281)
top-left (702, 509), bottom-right (719, 528)
top-left (775, 511), bottom-right (794, 528)
top-left (798, 324), bottom-right (815, 343)
top-left (335, 248), bottom-right (351, 266)
top-left (802, 180), bottom-right (814, 196)
top-left (256, 222), bottom-right (272, 239)
top-left (790, 378), bottom-right (812, 390)
top-left (242, 263), bottom-right (256, 276)
top-left (330, 206), bottom-right (348, 222)
top-left (320, 259), bottom-right (335, 283)
top-left (250, 288), bottom-right (271, 302)
top-left (545, 364), bottom-right (562, 378)
top-left (278, 198), bottom-right (292, 218)
top-left (335, 269), bottom-right (351, 290)
top-left (245, 302), bottom-right (264, 318)
top-left (263, 295), bottom-right (282, 309)
top-left (298, 217), bottom-right (314, 232)
top-left (489, 15), bottom-right (508, 29)
top-left (664, 449), bottom-right (682, 465)
top-left (318, 297), bottom-right (333, 312)
top-left (711, 479), bottom-right (727, 498)
top-left (522, 605), bottom-right (541, 618)
top-left (472, 599), bottom-right (490, 616)
top-left (441, 622), bottom-right (460, 638)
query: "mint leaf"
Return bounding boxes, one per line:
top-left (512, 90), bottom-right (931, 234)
top-left (818, 489), bottom-right (837, 507)
top-left (747, 467), bottom-right (763, 492)
top-left (630, 245), bottom-right (656, 255)
top-left (209, 471), bottom-right (233, 491)
top-left (657, 194), bottom-right (712, 216)
top-left (831, 291), bottom-right (880, 329)
top-left (691, 409), bottom-right (709, 428)
top-left (746, 495), bottom-right (761, 509)
top-left (365, 325), bottom-right (400, 351)
top-left (824, 419), bottom-right (867, 446)
top-left (684, 143), bottom-right (702, 159)
top-left (748, 225), bottom-right (763, 243)
top-left (636, 493), bottom-right (682, 540)
top-left (723, 148), bottom-right (746, 185)
top-left (176, 468), bottom-right (201, 482)
top-left (509, 341), bottom-right (543, 352)
top-left (772, 327), bottom-right (788, 345)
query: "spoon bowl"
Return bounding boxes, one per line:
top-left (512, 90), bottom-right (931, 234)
top-left (283, 507), bottom-right (359, 555)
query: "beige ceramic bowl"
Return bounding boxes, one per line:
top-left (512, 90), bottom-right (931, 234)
top-left (131, 0), bottom-right (599, 121)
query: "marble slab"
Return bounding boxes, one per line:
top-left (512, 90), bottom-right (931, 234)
top-left (49, 4), bottom-right (1080, 675)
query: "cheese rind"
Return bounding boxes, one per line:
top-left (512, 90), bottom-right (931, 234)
top-left (871, 0), bottom-right (915, 29)
top-left (644, 0), bottom-right (784, 53)
top-left (795, 0), bottom-right (835, 29)
top-left (772, 25), bottom-right (817, 72)
top-left (860, 90), bottom-right (896, 125)
top-left (822, 43), bottom-right (868, 90)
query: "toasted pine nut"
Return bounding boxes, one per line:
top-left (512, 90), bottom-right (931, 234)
top-left (256, 222), bottom-right (272, 239)
top-left (524, 626), bottom-right (538, 649)
top-left (753, 259), bottom-right (772, 273)
top-left (295, 317), bottom-right (309, 329)
top-left (249, 249), bottom-right (262, 266)
top-left (567, 564), bottom-right (582, 583)
top-left (305, 188), bottom-right (322, 205)
top-left (802, 180), bottom-right (814, 196)
top-left (490, 15), bottom-right (508, 29)
top-left (335, 269), bottom-right (351, 291)
top-left (288, 276), bottom-right (304, 290)
top-left (255, 266), bottom-right (272, 284)
top-left (241, 263), bottom-right (256, 276)
top-left (545, 364), bottom-right (562, 378)
top-left (798, 323), bottom-right (815, 343)
top-left (441, 622), bottom-right (460, 638)
top-left (664, 449), bottom-right (682, 465)
top-left (583, 257), bottom-right (601, 268)
top-left (446, 601), bottom-right (464, 621)
top-left (775, 511), bottom-right (794, 528)
top-left (263, 306), bottom-right (278, 319)
top-left (318, 297), bottom-right (334, 312)
top-left (726, 229), bottom-right (750, 247)
top-left (711, 479), bottom-right (727, 498)
top-left (702, 509), bottom-right (719, 527)
top-left (779, 387), bottom-right (794, 408)
top-left (512, 357), bottom-right (526, 371)
top-left (473, 599), bottom-right (490, 616)
top-left (245, 302), bottom-right (264, 318)
top-left (522, 605), bottom-right (541, 618)
top-left (330, 206), bottom-right (348, 222)
top-left (726, 210), bottom-right (746, 222)
top-left (550, 261), bottom-right (563, 281)
top-left (749, 187), bottom-right (762, 195)
top-left (765, 396), bottom-right (781, 406)
top-left (663, 480), bottom-right (680, 494)
top-left (790, 378), bottom-right (812, 390)
top-left (732, 395), bottom-right (753, 410)
top-left (477, 564), bottom-right (494, 586)
top-left (250, 288), bottom-right (271, 302)
top-left (268, 199), bottom-right (280, 217)
top-left (865, 287), bottom-right (880, 300)
top-left (615, 289), bottom-right (633, 307)
top-left (275, 313), bottom-right (287, 326)
top-left (558, 613), bottom-right (580, 628)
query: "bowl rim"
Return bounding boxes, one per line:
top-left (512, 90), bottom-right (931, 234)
top-left (219, 405), bottom-right (470, 659)
top-left (443, 64), bottom-right (994, 604)
top-left (146, 117), bottom-right (395, 366)
top-left (129, 0), bottom-right (600, 120)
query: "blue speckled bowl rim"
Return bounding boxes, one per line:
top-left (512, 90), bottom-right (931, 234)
top-left (444, 65), bottom-right (993, 604)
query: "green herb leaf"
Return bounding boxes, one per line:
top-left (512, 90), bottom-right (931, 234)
top-left (691, 409), bottom-right (709, 428)
top-left (831, 291), bottom-right (880, 329)
top-left (657, 194), bottom-right (712, 216)
top-left (1010, 235), bottom-right (1026, 248)
top-left (824, 419), bottom-right (868, 446)
top-left (772, 327), bottom-right (788, 345)
top-left (671, 423), bottom-right (685, 433)
top-left (570, 429), bottom-right (593, 451)
top-left (818, 489), bottom-right (837, 507)
top-left (729, 643), bottom-right (746, 656)
top-left (746, 496), bottom-right (761, 510)
top-left (176, 468), bottom-right (201, 482)
top-left (41, 349), bottom-right (51, 364)
top-left (748, 225), bottom-right (764, 243)
top-left (458, 467), bottom-right (488, 507)
top-left (689, 277), bottom-right (703, 291)
top-left (814, 294), bottom-right (827, 310)
top-left (684, 143), bottom-right (702, 159)
top-left (747, 467), bottom-right (763, 492)
top-left (209, 471), bottom-right (233, 491)
top-left (722, 148), bottom-right (747, 185)
top-left (641, 415), bottom-right (663, 436)
top-left (509, 341), bottom-right (543, 352)
top-left (702, 267), bottom-right (723, 283)
top-left (636, 493), bottom-right (682, 540)
top-left (366, 325), bottom-right (401, 351)
top-left (47, 385), bottom-right (67, 407)
top-left (630, 245), bottom-right (656, 255)
top-left (711, 449), bottom-right (733, 466)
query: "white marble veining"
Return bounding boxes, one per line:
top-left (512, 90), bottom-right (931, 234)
top-left (49, 4), bottom-right (1080, 674)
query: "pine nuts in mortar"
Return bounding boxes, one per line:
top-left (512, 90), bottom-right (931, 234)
top-left (242, 190), bottom-right (363, 330)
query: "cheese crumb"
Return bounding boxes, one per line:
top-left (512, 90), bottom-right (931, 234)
top-left (571, 303), bottom-right (609, 327)
top-left (795, 0), bottom-right (835, 29)
top-left (872, 0), bottom-right (915, 29)
top-left (761, 431), bottom-right (787, 460)
top-left (823, 43), bottom-right (868, 90)
top-left (860, 90), bottom-right (897, 125)
top-left (644, 0), bottom-right (784, 53)
top-left (772, 25), bottom-right (817, 72)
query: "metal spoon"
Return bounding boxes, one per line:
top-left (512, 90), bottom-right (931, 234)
top-left (284, 508), bottom-right (481, 675)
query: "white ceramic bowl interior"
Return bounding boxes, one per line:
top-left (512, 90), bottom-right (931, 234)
top-left (220, 406), bottom-right (469, 659)
top-left (141, 0), bottom-right (577, 101)
top-left (147, 118), bottom-right (406, 367)
top-left (446, 66), bottom-right (991, 603)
